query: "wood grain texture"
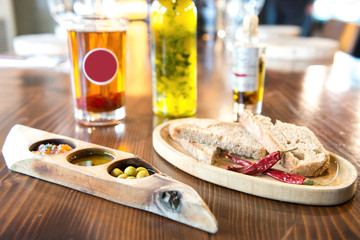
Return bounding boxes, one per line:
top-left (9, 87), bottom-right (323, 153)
top-left (2, 124), bottom-right (218, 233)
top-left (0, 21), bottom-right (360, 239)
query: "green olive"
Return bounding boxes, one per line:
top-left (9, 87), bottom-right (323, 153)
top-left (118, 173), bottom-right (128, 179)
top-left (136, 170), bottom-right (150, 179)
top-left (124, 166), bottom-right (137, 177)
top-left (111, 168), bottom-right (123, 177)
top-left (136, 167), bottom-right (148, 173)
top-left (127, 176), bottom-right (136, 179)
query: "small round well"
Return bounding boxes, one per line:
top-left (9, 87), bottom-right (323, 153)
top-left (67, 148), bottom-right (115, 166)
top-left (108, 157), bottom-right (157, 178)
top-left (29, 139), bottom-right (76, 153)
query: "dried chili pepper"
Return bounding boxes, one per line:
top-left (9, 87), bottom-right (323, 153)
top-left (224, 152), bottom-right (252, 167)
top-left (225, 148), bottom-right (296, 175)
top-left (264, 169), bottom-right (316, 185)
top-left (224, 151), bottom-right (339, 186)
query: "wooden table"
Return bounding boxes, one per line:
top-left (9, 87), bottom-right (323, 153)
top-left (0, 21), bottom-right (359, 239)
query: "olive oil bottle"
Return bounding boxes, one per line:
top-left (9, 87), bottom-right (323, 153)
top-left (231, 14), bottom-right (266, 121)
top-left (150, 0), bottom-right (197, 117)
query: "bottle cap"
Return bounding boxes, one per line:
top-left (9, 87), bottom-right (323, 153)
top-left (242, 14), bottom-right (258, 37)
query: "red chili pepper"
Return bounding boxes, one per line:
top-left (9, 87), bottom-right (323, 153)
top-left (264, 169), bottom-right (313, 185)
top-left (224, 152), bottom-right (252, 167)
top-left (224, 151), bottom-right (339, 186)
top-left (225, 148), bottom-right (295, 175)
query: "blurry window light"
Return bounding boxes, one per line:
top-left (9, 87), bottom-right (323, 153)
top-left (326, 52), bottom-right (354, 92)
top-left (312, 0), bottom-right (360, 23)
top-left (103, 0), bottom-right (148, 20)
top-left (303, 65), bottom-right (328, 106)
top-left (74, 1), bottom-right (94, 15)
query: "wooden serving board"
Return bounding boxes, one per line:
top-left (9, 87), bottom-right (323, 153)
top-left (153, 120), bottom-right (358, 206)
top-left (2, 124), bottom-right (218, 234)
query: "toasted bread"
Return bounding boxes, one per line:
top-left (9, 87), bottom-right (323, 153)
top-left (169, 118), bottom-right (267, 160)
top-left (173, 138), bottom-right (219, 165)
top-left (239, 110), bottom-right (330, 177)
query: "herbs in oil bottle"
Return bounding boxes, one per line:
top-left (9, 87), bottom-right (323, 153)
top-left (150, 0), bottom-right (197, 117)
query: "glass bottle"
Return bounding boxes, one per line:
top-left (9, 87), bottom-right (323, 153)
top-left (150, 0), bottom-right (197, 118)
top-left (231, 14), bottom-right (266, 121)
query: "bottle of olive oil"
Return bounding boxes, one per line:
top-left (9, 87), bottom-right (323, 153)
top-left (150, 0), bottom-right (197, 118)
top-left (231, 14), bottom-right (266, 121)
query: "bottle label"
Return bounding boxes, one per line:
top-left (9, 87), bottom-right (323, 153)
top-left (231, 47), bottom-right (259, 92)
top-left (83, 48), bottom-right (118, 86)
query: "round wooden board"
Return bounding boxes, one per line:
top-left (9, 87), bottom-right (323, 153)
top-left (152, 119), bottom-right (358, 206)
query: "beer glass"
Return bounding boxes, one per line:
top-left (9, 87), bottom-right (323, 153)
top-left (48, 0), bottom-right (128, 126)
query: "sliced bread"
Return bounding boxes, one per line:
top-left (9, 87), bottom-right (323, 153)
top-left (239, 110), bottom-right (330, 177)
top-left (174, 138), bottom-right (219, 165)
top-left (169, 118), bottom-right (267, 160)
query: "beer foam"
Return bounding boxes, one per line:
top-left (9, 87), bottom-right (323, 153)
top-left (67, 16), bottom-right (128, 32)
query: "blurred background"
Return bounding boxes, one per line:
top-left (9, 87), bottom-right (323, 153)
top-left (0, 0), bottom-right (359, 61)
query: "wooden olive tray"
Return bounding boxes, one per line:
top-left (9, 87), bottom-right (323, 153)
top-left (153, 120), bottom-right (358, 206)
top-left (1, 124), bottom-right (218, 234)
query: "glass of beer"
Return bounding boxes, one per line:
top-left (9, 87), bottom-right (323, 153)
top-left (47, 0), bottom-right (128, 126)
top-left (67, 17), bottom-right (128, 126)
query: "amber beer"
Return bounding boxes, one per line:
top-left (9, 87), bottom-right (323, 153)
top-left (67, 18), bottom-right (127, 126)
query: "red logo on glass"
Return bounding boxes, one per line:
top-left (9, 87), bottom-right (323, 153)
top-left (83, 48), bottom-right (118, 85)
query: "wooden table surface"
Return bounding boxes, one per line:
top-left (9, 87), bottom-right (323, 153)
top-left (0, 21), bottom-right (359, 239)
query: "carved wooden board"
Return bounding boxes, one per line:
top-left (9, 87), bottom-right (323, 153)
top-left (2, 124), bottom-right (218, 233)
top-left (152, 120), bottom-right (358, 206)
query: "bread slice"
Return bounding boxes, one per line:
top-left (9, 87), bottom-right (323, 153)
top-left (169, 118), bottom-right (267, 160)
top-left (239, 110), bottom-right (330, 177)
top-left (174, 138), bottom-right (219, 165)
